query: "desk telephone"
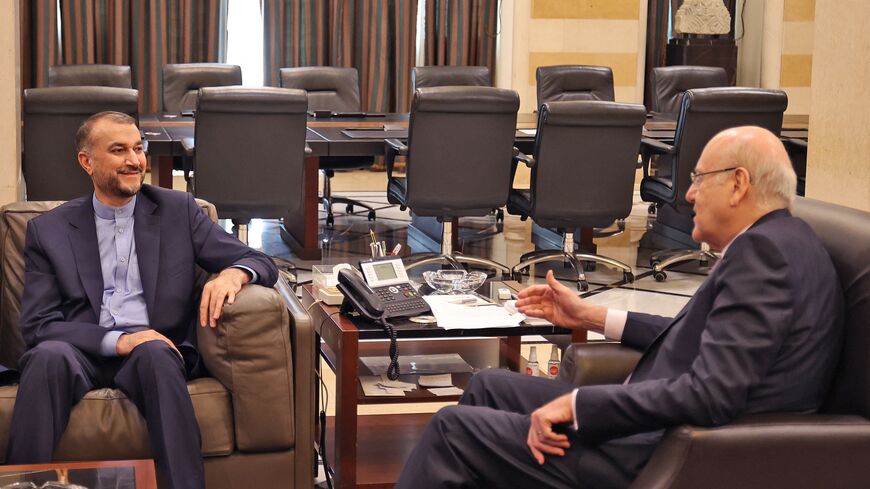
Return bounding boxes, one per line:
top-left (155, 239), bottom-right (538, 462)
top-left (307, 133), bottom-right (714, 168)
top-left (336, 258), bottom-right (431, 320)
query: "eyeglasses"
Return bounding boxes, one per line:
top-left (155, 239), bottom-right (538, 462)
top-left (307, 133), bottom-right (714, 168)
top-left (689, 166), bottom-right (738, 186)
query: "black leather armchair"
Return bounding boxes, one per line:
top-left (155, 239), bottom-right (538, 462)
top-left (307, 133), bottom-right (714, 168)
top-left (536, 65), bottom-right (615, 109)
top-left (22, 86), bottom-right (139, 201)
top-left (558, 197), bottom-right (870, 489)
top-left (507, 100), bottom-right (646, 290)
top-left (384, 86), bottom-right (519, 273)
top-left (184, 86), bottom-right (310, 244)
top-left (648, 66), bottom-right (728, 115)
top-left (411, 66), bottom-right (491, 91)
top-left (639, 87), bottom-right (788, 281)
top-left (280, 66), bottom-right (377, 228)
top-left (48, 64), bottom-right (133, 88)
top-left (161, 63), bottom-right (242, 113)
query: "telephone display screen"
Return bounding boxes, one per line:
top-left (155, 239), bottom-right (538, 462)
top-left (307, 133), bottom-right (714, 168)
top-left (372, 262), bottom-right (398, 281)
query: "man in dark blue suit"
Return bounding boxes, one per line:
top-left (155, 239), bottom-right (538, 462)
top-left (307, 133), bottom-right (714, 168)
top-left (395, 126), bottom-right (844, 489)
top-left (5, 112), bottom-right (278, 489)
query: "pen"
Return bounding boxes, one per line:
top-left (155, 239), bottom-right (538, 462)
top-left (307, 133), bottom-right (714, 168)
top-left (380, 241), bottom-right (387, 257)
top-left (390, 243), bottom-right (402, 256)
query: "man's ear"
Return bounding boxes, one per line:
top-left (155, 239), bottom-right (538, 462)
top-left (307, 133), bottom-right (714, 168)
top-left (730, 167), bottom-right (751, 206)
top-left (77, 151), bottom-right (94, 176)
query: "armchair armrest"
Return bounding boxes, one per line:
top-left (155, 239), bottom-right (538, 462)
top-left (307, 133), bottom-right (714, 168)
top-left (556, 343), bottom-right (641, 386)
top-left (180, 137), bottom-right (195, 157)
top-left (384, 138), bottom-right (408, 177)
top-left (197, 284), bottom-right (296, 452)
top-left (512, 148), bottom-right (536, 168)
top-left (640, 137), bottom-right (676, 179)
top-left (631, 414), bottom-right (870, 489)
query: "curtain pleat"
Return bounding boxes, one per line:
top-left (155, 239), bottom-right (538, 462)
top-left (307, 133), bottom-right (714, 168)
top-left (422, 0), bottom-right (498, 78)
top-left (27, 0), bottom-right (226, 111)
top-left (263, 0), bottom-right (417, 112)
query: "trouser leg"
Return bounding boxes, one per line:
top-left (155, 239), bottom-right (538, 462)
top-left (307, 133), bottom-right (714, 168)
top-left (396, 404), bottom-right (585, 489)
top-left (460, 368), bottom-right (576, 413)
top-left (6, 341), bottom-right (101, 463)
top-left (113, 341), bottom-right (204, 489)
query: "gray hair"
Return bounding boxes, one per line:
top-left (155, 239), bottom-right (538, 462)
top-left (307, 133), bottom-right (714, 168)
top-left (724, 127), bottom-right (797, 209)
top-left (75, 111), bottom-right (137, 153)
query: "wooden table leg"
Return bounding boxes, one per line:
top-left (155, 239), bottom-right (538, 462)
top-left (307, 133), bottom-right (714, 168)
top-left (502, 336), bottom-right (522, 371)
top-left (280, 155), bottom-right (323, 260)
top-left (151, 155), bottom-right (174, 189)
top-left (334, 328), bottom-right (360, 489)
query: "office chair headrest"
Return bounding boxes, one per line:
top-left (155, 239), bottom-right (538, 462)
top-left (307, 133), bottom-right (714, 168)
top-left (684, 87), bottom-right (789, 113)
top-left (163, 63), bottom-right (242, 89)
top-left (48, 64), bottom-right (133, 89)
top-left (541, 101), bottom-right (647, 127)
top-left (652, 66), bottom-right (728, 92)
top-left (279, 67), bottom-right (359, 91)
top-left (536, 65), bottom-right (615, 103)
top-left (412, 66), bottom-right (491, 89)
top-left (24, 86), bottom-right (139, 115)
top-left (197, 87), bottom-right (308, 114)
top-left (413, 86), bottom-right (519, 114)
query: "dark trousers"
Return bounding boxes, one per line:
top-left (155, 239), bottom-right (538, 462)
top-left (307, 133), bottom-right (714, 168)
top-left (6, 340), bottom-right (204, 489)
top-left (395, 369), bottom-right (641, 489)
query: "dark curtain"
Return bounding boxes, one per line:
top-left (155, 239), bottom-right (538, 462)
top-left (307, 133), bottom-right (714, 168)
top-left (21, 0), bottom-right (228, 111)
top-left (20, 0), bottom-right (60, 90)
top-left (263, 0), bottom-right (418, 112)
top-left (644, 0), bottom-right (671, 108)
top-left (421, 0), bottom-right (498, 79)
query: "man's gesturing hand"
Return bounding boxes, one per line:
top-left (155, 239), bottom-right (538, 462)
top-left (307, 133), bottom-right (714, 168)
top-left (199, 267), bottom-right (251, 328)
top-left (527, 392), bottom-right (575, 465)
top-left (516, 270), bottom-right (607, 332)
top-left (116, 329), bottom-right (181, 358)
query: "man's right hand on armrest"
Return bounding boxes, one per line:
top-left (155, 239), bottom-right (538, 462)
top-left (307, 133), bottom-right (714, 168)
top-left (116, 329), bottom-right (181, 359)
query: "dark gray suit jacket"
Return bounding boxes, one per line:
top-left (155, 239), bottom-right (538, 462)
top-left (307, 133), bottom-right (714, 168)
top-left (18, 185), bottom-right (278, 371)
top-left (577, 209), bottom-right (844, 478)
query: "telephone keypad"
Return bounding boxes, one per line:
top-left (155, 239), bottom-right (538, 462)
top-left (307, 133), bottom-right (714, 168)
top-left (374, 283), bottom-right (429, 318)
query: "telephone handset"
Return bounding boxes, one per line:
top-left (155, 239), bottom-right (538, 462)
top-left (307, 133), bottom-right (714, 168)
top-left (336, 268), bottom-right (386, 320)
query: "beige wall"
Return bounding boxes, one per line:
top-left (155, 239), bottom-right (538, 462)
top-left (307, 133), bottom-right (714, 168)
top-left (0, 4), bottom-right (22, 205)
top-left (497, 0), bottom-right (647, 113)
top-left (805, 0), bottom-right (870, 211)
top-left (779, 0), bottom-right (815, 114)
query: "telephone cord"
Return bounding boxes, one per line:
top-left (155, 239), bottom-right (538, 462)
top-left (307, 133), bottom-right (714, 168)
top-left (379, 317), bottom-right (400, 381)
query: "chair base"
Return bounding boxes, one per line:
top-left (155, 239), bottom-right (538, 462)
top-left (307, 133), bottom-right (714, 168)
top-left (320, 196), bottom-right (376, 229)
top-left (649, 243), bottom-right (718, 282)
top-left (402, 221), bottom-right (510, 276)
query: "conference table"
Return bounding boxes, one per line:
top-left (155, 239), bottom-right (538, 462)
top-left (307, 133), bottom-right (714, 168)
top-left (140, 113), bottom-right (809, 260)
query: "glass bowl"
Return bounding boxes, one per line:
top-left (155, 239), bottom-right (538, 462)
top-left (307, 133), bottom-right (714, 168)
top-left (422, 269), bottom-right (487, 294)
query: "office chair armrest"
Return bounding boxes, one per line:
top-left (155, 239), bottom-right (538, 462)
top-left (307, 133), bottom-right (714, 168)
top-left (783, 137), bottom-right (808, 149)
top-left (640, 137), bottom-right (675, 155)
top-left (631, 414), bottom-right (870, 489)
top-left (384, 138), bottom-right (408, 177)
top-left (556, 343), bottom-right (641, 386)
top-left (197, 283), bottom-right (296, 452)
top-left (512, 149), bottom-right (536, 168)
top-left (304, 143), bottom-right (313, 155)
top-left (180, 137), bottom-right (195, 157)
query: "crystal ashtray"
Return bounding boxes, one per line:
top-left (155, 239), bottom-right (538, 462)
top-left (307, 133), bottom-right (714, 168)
top-left (422, 269), bottom-right (487, 294)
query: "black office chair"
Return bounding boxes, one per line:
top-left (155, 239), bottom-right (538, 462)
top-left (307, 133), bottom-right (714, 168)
top-left (783, 137), bottom-right (807, 196)
top-left (22, 86), bottom-right (139, 201)
top-left (280, 66), bottom-right (376, 228)
top-left (507, 101), bottom-right (646, 290)
top-left (640, 87), bottom-right (788, 281)
top-left (649, 66), bottom-right (728, 115)
top-left (162, 63), bottom-right (242, 113)
top-left (384, 86), bottom-right (519, 273)
top-left (185, 86), bottom-right (309, 244)
top-left (536, 65), bottom-right (615, 109)
top-left (48, 64), bottom-right (133, 88)
top-left (411, 66), bottom-right (491, 91)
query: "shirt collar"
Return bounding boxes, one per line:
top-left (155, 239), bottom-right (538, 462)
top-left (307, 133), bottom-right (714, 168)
top-left (92, 194), bottom-right (137, 221)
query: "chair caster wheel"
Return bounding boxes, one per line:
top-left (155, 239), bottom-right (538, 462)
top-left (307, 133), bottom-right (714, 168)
top-left (325, 215), bottom-right (335, 229)
top-left (623, 272), bottom-right (635, 284)
top-left (578, 280), bottom-right (589, 291)
top-left (648, 204), bottom-right (657, 215)
top-left (496, 209), bottom-right (504, 222)
top-left (346, 204), bottom-right (354, 214)
top-left (367, 210), bottom-right (376, 221)
top-left (654, 271), bottom-right (667, 282)
top-left (511, 271), bottom-right (522, 283)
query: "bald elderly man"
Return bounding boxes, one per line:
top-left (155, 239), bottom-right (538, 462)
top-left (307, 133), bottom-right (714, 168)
top-left (395, 126), bottom-right (844, 489)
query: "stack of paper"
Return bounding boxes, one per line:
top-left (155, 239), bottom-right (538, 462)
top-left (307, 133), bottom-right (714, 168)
top-left (359, 375), bottom-right (417, 397)
top-left (422, 294), bottom-right (523, 330)
top-left (502, 300), bottom-right (553, 326)
top-left (418, 373), bottom-right (464, 396)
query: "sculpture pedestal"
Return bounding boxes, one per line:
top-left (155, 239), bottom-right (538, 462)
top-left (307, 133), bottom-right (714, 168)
top-left (667, 36), bottom-right (737, 85)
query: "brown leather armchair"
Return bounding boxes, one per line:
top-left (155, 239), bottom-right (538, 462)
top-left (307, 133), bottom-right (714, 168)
top-left (558, 196), bottom-right (870, 488)
top-left (0, 201), bottom-right (315, 489)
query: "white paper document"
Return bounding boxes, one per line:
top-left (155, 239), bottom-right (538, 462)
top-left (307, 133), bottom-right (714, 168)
top-left (422, 294), bottom-right (523, 330)
top-left (502, 300), bottom-right (553, 326)
top-left (359, 375), bottom-right (416, 397)
top-left (418, 373), bottom-right (453, 387)
top-left (428, 387), bottom-right (465, 396)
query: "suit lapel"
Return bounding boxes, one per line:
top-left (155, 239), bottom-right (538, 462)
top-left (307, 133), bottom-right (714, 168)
top-left (133, 192), bottom-right (160, 317)
top-left (68, 198), bottom-right (104, 320)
